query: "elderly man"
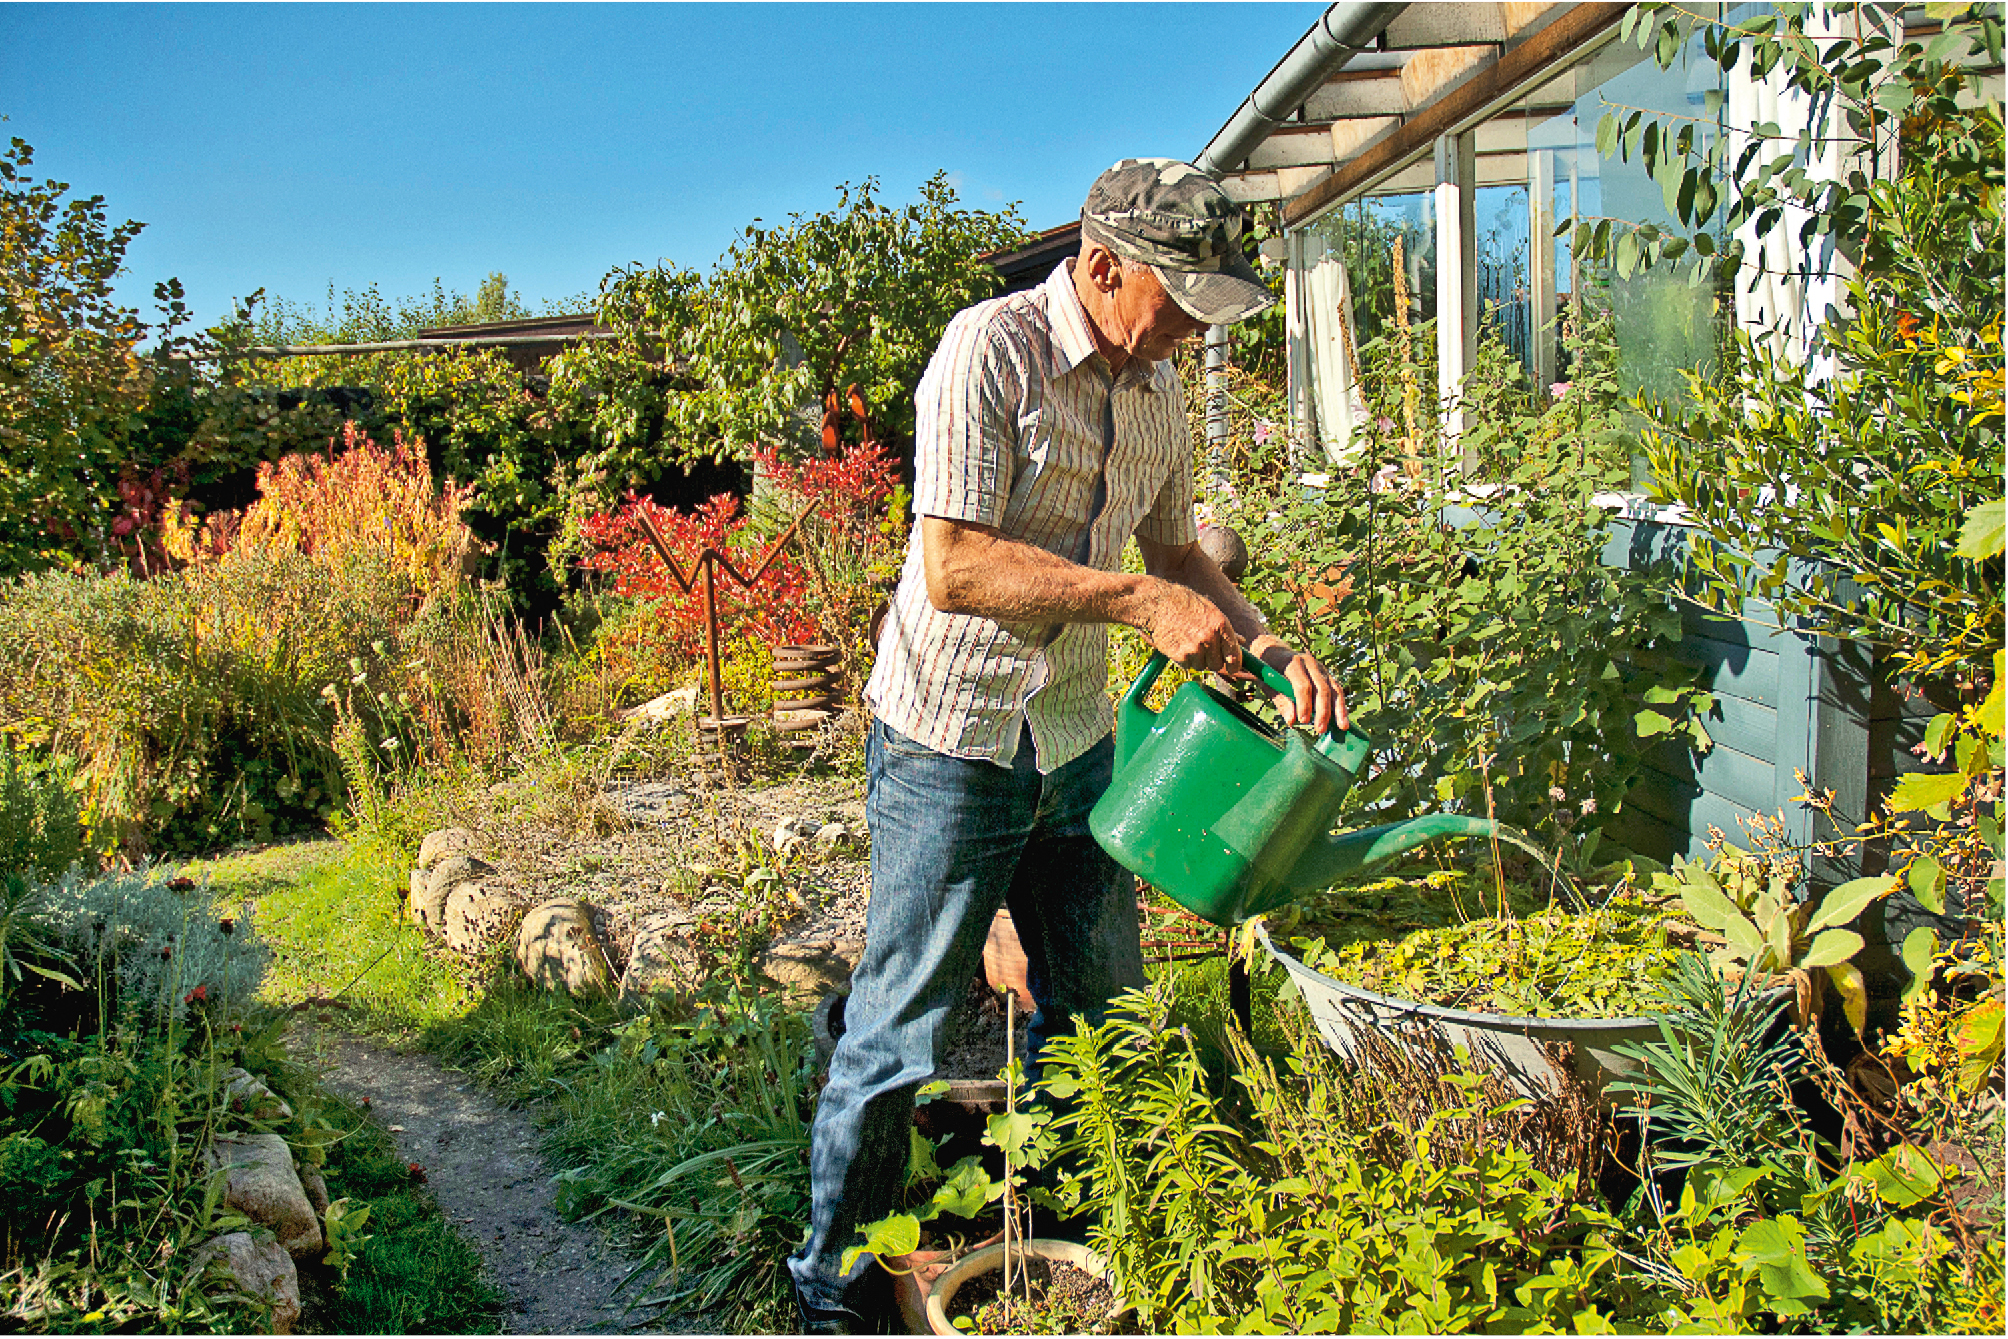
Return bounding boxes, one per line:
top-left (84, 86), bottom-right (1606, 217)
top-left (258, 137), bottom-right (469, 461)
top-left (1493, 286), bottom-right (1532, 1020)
top-left (788, 159), bottom-right (1341, 1333)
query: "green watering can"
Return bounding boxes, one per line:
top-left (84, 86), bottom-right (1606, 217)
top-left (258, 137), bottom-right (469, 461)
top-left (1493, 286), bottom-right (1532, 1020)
top-left (1090, 649), bottom-right (1500, 927)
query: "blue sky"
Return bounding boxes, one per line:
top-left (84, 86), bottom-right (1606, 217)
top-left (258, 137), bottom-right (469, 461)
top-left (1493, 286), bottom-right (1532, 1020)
top-left (2, 2), bottom-right (1327, 327)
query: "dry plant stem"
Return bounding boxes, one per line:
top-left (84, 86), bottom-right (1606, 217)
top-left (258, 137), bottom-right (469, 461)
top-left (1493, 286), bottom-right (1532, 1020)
top-left (1004, 987), bottom-right (1018, 1326)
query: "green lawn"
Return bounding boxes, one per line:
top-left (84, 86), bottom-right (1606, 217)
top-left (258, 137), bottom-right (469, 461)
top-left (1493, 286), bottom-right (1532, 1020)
top-left (190, 838), bottom-right (481, 1038)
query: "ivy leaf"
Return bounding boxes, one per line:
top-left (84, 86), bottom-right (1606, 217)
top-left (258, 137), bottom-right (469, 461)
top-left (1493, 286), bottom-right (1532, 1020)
top-left (1635, 708), bottom-right (1673, 737)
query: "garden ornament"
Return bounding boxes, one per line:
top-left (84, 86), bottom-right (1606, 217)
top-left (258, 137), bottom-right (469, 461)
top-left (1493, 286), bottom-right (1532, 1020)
top-left (633, 501), bottom-right (814, 734)
top-left (1090, 650), bottom-right (1500, 926)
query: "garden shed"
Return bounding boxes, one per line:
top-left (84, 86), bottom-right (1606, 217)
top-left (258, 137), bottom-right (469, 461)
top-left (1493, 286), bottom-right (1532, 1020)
top-left (1186, 1), bottom-right (1994, 966)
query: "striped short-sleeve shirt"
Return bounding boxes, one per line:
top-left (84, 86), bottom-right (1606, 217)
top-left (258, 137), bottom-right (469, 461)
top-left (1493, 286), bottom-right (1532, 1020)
top-left (865, 260), bottom-right (1197, 773)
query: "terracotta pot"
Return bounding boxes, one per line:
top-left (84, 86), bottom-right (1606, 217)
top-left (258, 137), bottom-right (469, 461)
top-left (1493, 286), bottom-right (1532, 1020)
top-left (982, 911), bottom-right (1035, 1013)
top-left (922, 1238), bottom-right (1126, 1336)
top-left (886, 1230), bottom-right (1004, 1334)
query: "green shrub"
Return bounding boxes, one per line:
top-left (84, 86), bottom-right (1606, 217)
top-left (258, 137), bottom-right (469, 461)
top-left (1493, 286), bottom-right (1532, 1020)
top-left (0, 746), bottom-right (83, 880)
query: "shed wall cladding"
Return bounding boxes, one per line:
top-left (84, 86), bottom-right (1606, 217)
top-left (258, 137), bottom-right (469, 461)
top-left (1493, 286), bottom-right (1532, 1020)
top-left (1602, 515), bottom-right (1966, 990)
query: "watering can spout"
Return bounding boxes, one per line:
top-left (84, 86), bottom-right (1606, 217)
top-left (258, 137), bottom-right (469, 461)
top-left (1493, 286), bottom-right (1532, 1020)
top-left (1285, 815), bottom-right (1502, 895)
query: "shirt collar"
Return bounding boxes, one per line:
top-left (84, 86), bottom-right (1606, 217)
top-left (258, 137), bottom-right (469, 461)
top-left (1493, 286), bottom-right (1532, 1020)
top-left (1044, 259), bottom-right (1163, 391)
top-left (1044, 259), bottom-right (1099, 376)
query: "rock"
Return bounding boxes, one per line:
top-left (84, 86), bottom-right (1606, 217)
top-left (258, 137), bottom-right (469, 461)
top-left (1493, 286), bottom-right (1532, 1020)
top-left (516, 899), bottom-right (616, 995)
top-left (205, 1133), bottom-right (323, 1259)
top-left (620, 686), bottom-right (700, 722)
top-left (408, 868), bottom-right (426, 914)
top-left (413, 854), bottom-right (495, 932)
top-left (222, 1067), bottom-right (293, 1122)
top-left (441, 879), bottom-right (524, 954)
top-left (298, 1165), bottom-right (330, 1219)
top-left (773, 816), bottom-right (818, 856)
top-left (620, 911), bottom-right (703, 1002)
top-left (416, 827), bottom-right (477, 871)
top-left (757, 939), bottom-right (860, 1003)
top-left (187, 1231), bottom-right (301, 1334)
top-left (814, 822), bottom-right (855, 851)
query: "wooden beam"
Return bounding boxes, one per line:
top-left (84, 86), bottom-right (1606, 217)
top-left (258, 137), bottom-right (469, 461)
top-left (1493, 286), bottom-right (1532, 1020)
top-left (1283, 2), bottom-right (1630, 228)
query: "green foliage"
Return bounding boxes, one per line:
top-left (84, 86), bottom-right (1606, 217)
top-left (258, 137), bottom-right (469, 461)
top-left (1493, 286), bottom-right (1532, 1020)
top-left (312, 1089), bottom-right (503, 1333)
top-left (549, 173), bottom-right (1028, 467)
top-left (1654, 841), bottom-right (1895, 1033)
top-left (1039, 991), bottom-right (1637, 1333)
top-left (1229, 328), bottom-right (1705, 841)
top-left (432, 978), bottom-right (816, 1332)
top-left (251, 272), bottom-right (544, 346)
top-left (1298, 891), bottom-right (1686, 1019)
top-left (191, 838), bottom-right (477, 1038)
top-left (0, 137), bottom-right (155, 577)
top-left (0, 745), bottom-right (84, 880)
top-left (1602, 3), bottom-right (2005, 685)
top-left (1609, 954), bottom-right (1807, 1181)
top-left (34, 866), bottom-right (270, 1024)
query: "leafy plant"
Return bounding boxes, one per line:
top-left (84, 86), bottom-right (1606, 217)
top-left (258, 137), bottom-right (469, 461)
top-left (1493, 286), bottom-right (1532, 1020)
top-left (1296, 891), bottom-right (1687, 1019)
top-left (1655, 839), bottom-right (1899, 1032)
top-left (0, 137), bottom-right (156, 577)
top-left (549, 173), bottom-right (1027, 468)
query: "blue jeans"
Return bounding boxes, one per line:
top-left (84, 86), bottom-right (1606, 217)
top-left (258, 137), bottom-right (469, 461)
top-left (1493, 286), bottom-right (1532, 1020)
top-left (787, 718), bottom-right (1144, 1314)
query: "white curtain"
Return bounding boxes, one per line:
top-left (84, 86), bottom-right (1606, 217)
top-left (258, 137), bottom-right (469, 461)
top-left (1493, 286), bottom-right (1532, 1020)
top-left (1285, 229), bottom-right (1370, 465)
top-left (1725, 4), bottom-right (1886, 368)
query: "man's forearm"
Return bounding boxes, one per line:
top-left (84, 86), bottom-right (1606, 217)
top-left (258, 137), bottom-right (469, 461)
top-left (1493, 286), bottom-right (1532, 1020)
top-left (923, 517), bottom-right (1165, 628)
top-left (922, 516), bottom-right (1243, 670)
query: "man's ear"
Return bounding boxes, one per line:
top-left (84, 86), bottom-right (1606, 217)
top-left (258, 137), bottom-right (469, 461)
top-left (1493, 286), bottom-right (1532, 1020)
top-left (1080, 243), bottom-right (1121, 293)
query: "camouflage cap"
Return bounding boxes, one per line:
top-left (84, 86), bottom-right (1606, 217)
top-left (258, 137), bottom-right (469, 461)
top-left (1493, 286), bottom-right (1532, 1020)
top-left (1080, 158), bottom-right (1278, 326)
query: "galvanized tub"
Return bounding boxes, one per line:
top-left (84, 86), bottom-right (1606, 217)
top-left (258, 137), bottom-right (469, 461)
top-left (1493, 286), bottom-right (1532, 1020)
top-left (1254, 924), bottom-right (1664, 1098)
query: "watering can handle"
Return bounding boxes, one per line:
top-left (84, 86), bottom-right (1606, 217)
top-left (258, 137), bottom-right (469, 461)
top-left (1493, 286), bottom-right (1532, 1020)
top-left (1120, 649), bottom-right (1370, 775)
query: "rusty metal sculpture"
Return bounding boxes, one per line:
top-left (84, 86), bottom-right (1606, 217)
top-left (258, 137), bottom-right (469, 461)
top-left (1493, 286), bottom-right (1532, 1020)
top-left (633, 502), bottom-right (815, 738)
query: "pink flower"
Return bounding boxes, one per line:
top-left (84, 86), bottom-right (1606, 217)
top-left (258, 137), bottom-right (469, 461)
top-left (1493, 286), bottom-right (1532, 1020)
top-left (1549, 381), bottom-right (1572, 400)
top-left (1252, 419), bottom-right (1274, 445)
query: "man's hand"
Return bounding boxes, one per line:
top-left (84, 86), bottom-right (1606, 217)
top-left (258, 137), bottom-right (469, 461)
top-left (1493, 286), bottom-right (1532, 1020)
top-left (1140, 580), bottom-right (1241, 673)
top-left (1246, 634), bottom-right (1345, 735)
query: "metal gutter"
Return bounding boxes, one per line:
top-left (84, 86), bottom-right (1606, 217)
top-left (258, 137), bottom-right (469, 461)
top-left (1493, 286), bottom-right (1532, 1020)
top-left (1195, 2), bottom-right (1409, 175)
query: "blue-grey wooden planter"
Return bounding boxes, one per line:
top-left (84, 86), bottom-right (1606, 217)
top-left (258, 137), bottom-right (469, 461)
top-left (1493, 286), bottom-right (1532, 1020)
top-left (1599, 508), bottom-right (1963, 998)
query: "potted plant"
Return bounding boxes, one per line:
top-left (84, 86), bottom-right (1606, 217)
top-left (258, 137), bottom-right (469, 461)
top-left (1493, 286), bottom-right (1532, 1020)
top-left (844, 993), bottom-right (1130, 1334)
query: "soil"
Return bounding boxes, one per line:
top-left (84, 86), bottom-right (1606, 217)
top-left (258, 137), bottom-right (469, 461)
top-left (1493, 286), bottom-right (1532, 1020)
top-left (294, 1027), bottom-right (704, 1334)
top-left (473, 772), bottom-right (872, 968)
top-left (954, 1256), bottom-right (1133, 1335)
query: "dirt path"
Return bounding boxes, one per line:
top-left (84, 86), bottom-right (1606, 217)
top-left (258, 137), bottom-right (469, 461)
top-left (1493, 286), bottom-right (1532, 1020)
top-left (298, 1029), bottom-right (696, 1335)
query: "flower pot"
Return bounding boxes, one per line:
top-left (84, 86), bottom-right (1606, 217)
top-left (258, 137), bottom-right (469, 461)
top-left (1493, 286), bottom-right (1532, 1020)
top-left (885, 1230), bottom-right (1005, 1334)
top-left (923, 1238), bottom-right (1126, 1336)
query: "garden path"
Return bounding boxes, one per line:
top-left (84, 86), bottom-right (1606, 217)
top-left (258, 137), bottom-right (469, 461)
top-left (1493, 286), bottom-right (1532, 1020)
top-left (296, 1028), bottom-right (698, 1335)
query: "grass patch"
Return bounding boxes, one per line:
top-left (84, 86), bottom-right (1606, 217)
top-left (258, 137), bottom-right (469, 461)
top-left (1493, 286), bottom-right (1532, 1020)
top-left (191, 837), bottom-right (479, 1038)
top-left (310, 1090), bottom-right (504, 1334)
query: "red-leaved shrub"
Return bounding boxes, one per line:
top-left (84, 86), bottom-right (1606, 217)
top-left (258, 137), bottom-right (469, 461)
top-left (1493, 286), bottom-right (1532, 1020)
top-left (581, 492), bottom-right (817, 666)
